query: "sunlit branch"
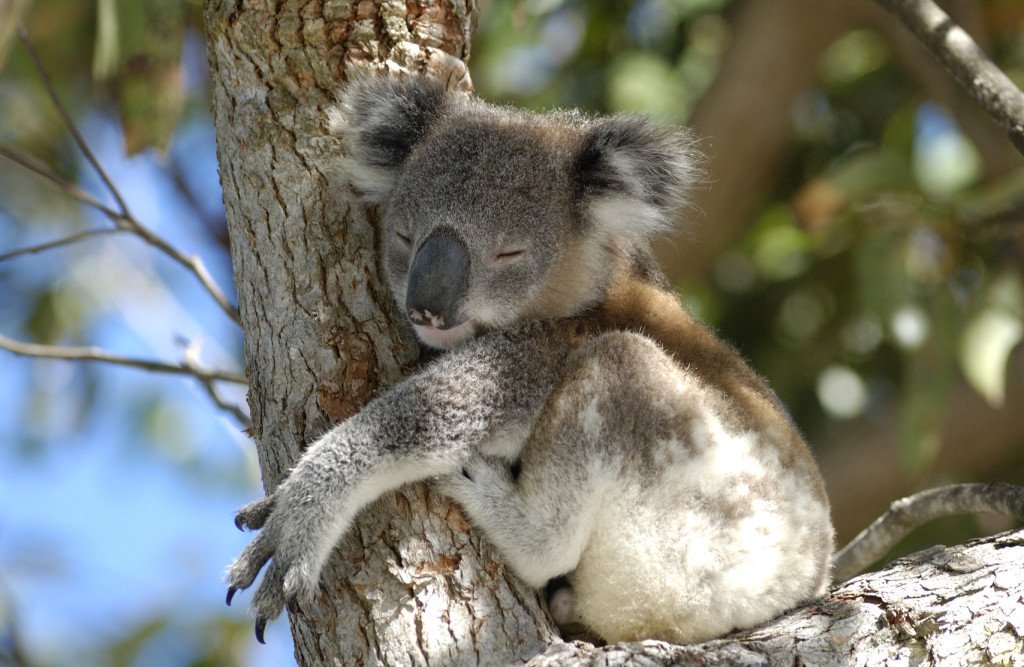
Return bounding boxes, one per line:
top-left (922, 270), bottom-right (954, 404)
top-left (13, 25), bottom-right (242, 325)
top-left (0, 333), bottom-right (247, 385)
top-left (874, 0), bottom-right (1024, 154)
top-left (0, 581), bottom-right (33, 667)
top-left (833, 483), bottom-right (1024, 582)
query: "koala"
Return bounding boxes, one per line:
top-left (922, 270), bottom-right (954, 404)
top-left (225, 76), bottom-right (835, 646)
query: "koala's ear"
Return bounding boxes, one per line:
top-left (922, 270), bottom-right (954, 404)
top-left (572, 115), bottom-right (700, 241)
top-left (332, 76), bottom-right (449, 203)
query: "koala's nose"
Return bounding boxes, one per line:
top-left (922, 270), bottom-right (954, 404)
top-left (406, 229), bottom-right (470, 330)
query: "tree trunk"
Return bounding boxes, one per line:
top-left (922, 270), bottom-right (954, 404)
top-left (203, 2), bottom-right (1024, 665)
top-left (203, 1), bottom-right (555, 664)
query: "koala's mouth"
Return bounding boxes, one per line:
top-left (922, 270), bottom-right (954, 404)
top-left (413, 320), bottom-right (476, 349)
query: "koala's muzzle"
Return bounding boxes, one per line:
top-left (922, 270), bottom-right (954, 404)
top-left (406, 230), bottom-right (470, 330)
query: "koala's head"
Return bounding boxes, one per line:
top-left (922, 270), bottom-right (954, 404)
top-left (335, 76), bottom-right (698, 349)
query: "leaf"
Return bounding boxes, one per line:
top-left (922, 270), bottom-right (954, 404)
top-left (959, 272), bottom-right (1024, 407)
top-left (0, 0), bottom-right (31, 72)
top-left (96, 0), bottom-right (185, 154)
top-left (92, 0), bottom-right (119, 80)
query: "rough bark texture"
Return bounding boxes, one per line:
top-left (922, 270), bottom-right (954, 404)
top-left (529, 528), bottom-right (1024, 666)
top-left (204, 1), bottom-right (1024, 665)
top-left (203, 1), bottom-right (555, 664)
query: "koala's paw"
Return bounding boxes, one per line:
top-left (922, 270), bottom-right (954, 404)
top-left (234, 494), bottom-right (277, 531)
top-left (436, 454), bottom-right (516, 503)
top-left (225, 494), bottom-right (324, 643)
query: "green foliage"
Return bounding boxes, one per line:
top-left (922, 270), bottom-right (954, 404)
top-left (2, 0), bottom-right (196, 156)
top-left (471, 0), bottom-right (1024, 481)
top-left (95, 0), bottom-right (186, 153)
top-left (2, 0), bottom-right (1023, 662)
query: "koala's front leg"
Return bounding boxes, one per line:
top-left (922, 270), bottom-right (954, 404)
top-left (437, 451), bottom-right (601, 591)
top-left (225, 322), bottom-right (572, 641)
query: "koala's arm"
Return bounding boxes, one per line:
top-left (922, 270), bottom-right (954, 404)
top-left (225, 320), bottom-right (574, 638)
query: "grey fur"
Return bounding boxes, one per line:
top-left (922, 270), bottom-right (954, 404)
top-left (227, 76), bottom-right (833, 645)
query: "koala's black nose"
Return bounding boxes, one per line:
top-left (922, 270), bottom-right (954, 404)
top-left (406, 229), bottom-right (470, 330)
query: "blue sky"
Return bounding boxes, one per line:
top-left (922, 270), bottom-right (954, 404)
top-left (0, 104), bottom-right (295, 665)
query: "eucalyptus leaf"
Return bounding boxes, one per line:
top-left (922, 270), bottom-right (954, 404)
top-left (959, 272), bottom-right (1024, 407)
top-left (97, 0), bottom-right (186, 153)
top-left (92, 0), bottom-right (118, 80)
top-left (0, 0), bottom-right (31, 72)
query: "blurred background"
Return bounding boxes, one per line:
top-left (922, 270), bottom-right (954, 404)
top-left (1, 0), bottom-right (1022, 664)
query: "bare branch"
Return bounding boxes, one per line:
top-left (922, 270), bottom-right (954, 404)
top-left (125, 222), bottom-right (242, 324)
top-left (1, 142), bottom-right (241, 322)
top-left (0, 579), bottom-right (33, 667)
top-left (875, 0), bottom-right (1024, 154)
top-left (17, 25), bottom-right (131, 217)
top-left (0, 143), bottom-right (128, 222)
top-left (0, 228), bottom-right (124, 262)
top-left (192, 372), bottom-right (251, 426)
top-left (0, 333), bottom-right (247, 384)
top-left (11, 27), bottom-right (241, 324)
top-left (833, 482), bottom-right (1024, 582)
top-left (167, 156), bottom-right (228, 238)
top-left (180, 339), bottom-right (250, 425)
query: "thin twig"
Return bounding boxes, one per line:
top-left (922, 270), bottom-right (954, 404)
top-left (0, 143), bottom-right (128, 223)
top-left (17, 25), bottom-right (131, 217)
top-left (875, 0), bottom-right (1024, 154)
top-left (127, 223), bottom-right (242, 324)
top-left (12, 26), bottom-right (241, 324)
top-left (0, 228), bottom-right (124, 262)
top-left (1, 142), bottom-right (241, 322)
top-left (0, 333), bottom-right (247, 384)
top-left (167, 156), bottom-right (229, 238)
top-left (192, 370), bottom-right (251, 425)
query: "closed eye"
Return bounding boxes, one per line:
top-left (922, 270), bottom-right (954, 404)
top-left (495, 248), bottom-right (525, 261)
top-left (396, 231), bottom-right (412, 246)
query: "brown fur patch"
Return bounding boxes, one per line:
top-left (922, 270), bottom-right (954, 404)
top-left (583, 264), bottom-right (829, 506)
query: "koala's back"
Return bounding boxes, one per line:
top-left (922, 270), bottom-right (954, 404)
top-left (510, 270), bottom-right (833, 644)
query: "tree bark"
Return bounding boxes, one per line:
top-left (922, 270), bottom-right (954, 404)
top-left (528, 528), bottom-right (1024, 666)
top-left (203, 1), bottom-right (554, 664)
top-left (203, 2), bottom-right (1024, 665)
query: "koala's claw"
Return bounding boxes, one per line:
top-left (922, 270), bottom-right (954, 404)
top-left (235, 495), bottom-right (277, 531)
top-left (226, 586), bottom-right (237, 606)
top-left (255, 617), bottom-right (268, 644)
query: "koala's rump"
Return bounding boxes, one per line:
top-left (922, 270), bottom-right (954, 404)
top-left (531, 331), bottom-right (832, 644)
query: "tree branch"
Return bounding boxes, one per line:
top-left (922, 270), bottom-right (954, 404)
top-left (0, 227), bottom-right (124, 262)
top-left (11, 25), bottom-right (241, 324)
top-left (833, 483), bottom-right (1024, 581)
top-left (17, 25), bottom-right (131, 217)
top-left (0, 580), bottom-right (33, 667)
top-left (0, 143), bottom-right (128, 223)
top-left (874, 0), bottom-right (1024, 154)
top-left (0, 333), bottom-right (247, 385)
top-left (528, 528), bottom-right (1024, 665)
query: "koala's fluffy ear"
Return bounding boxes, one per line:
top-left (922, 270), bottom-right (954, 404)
top-left (332, 76), bottom-right (449, 203)
top-left (573, 116), bottom-right (699, 242)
